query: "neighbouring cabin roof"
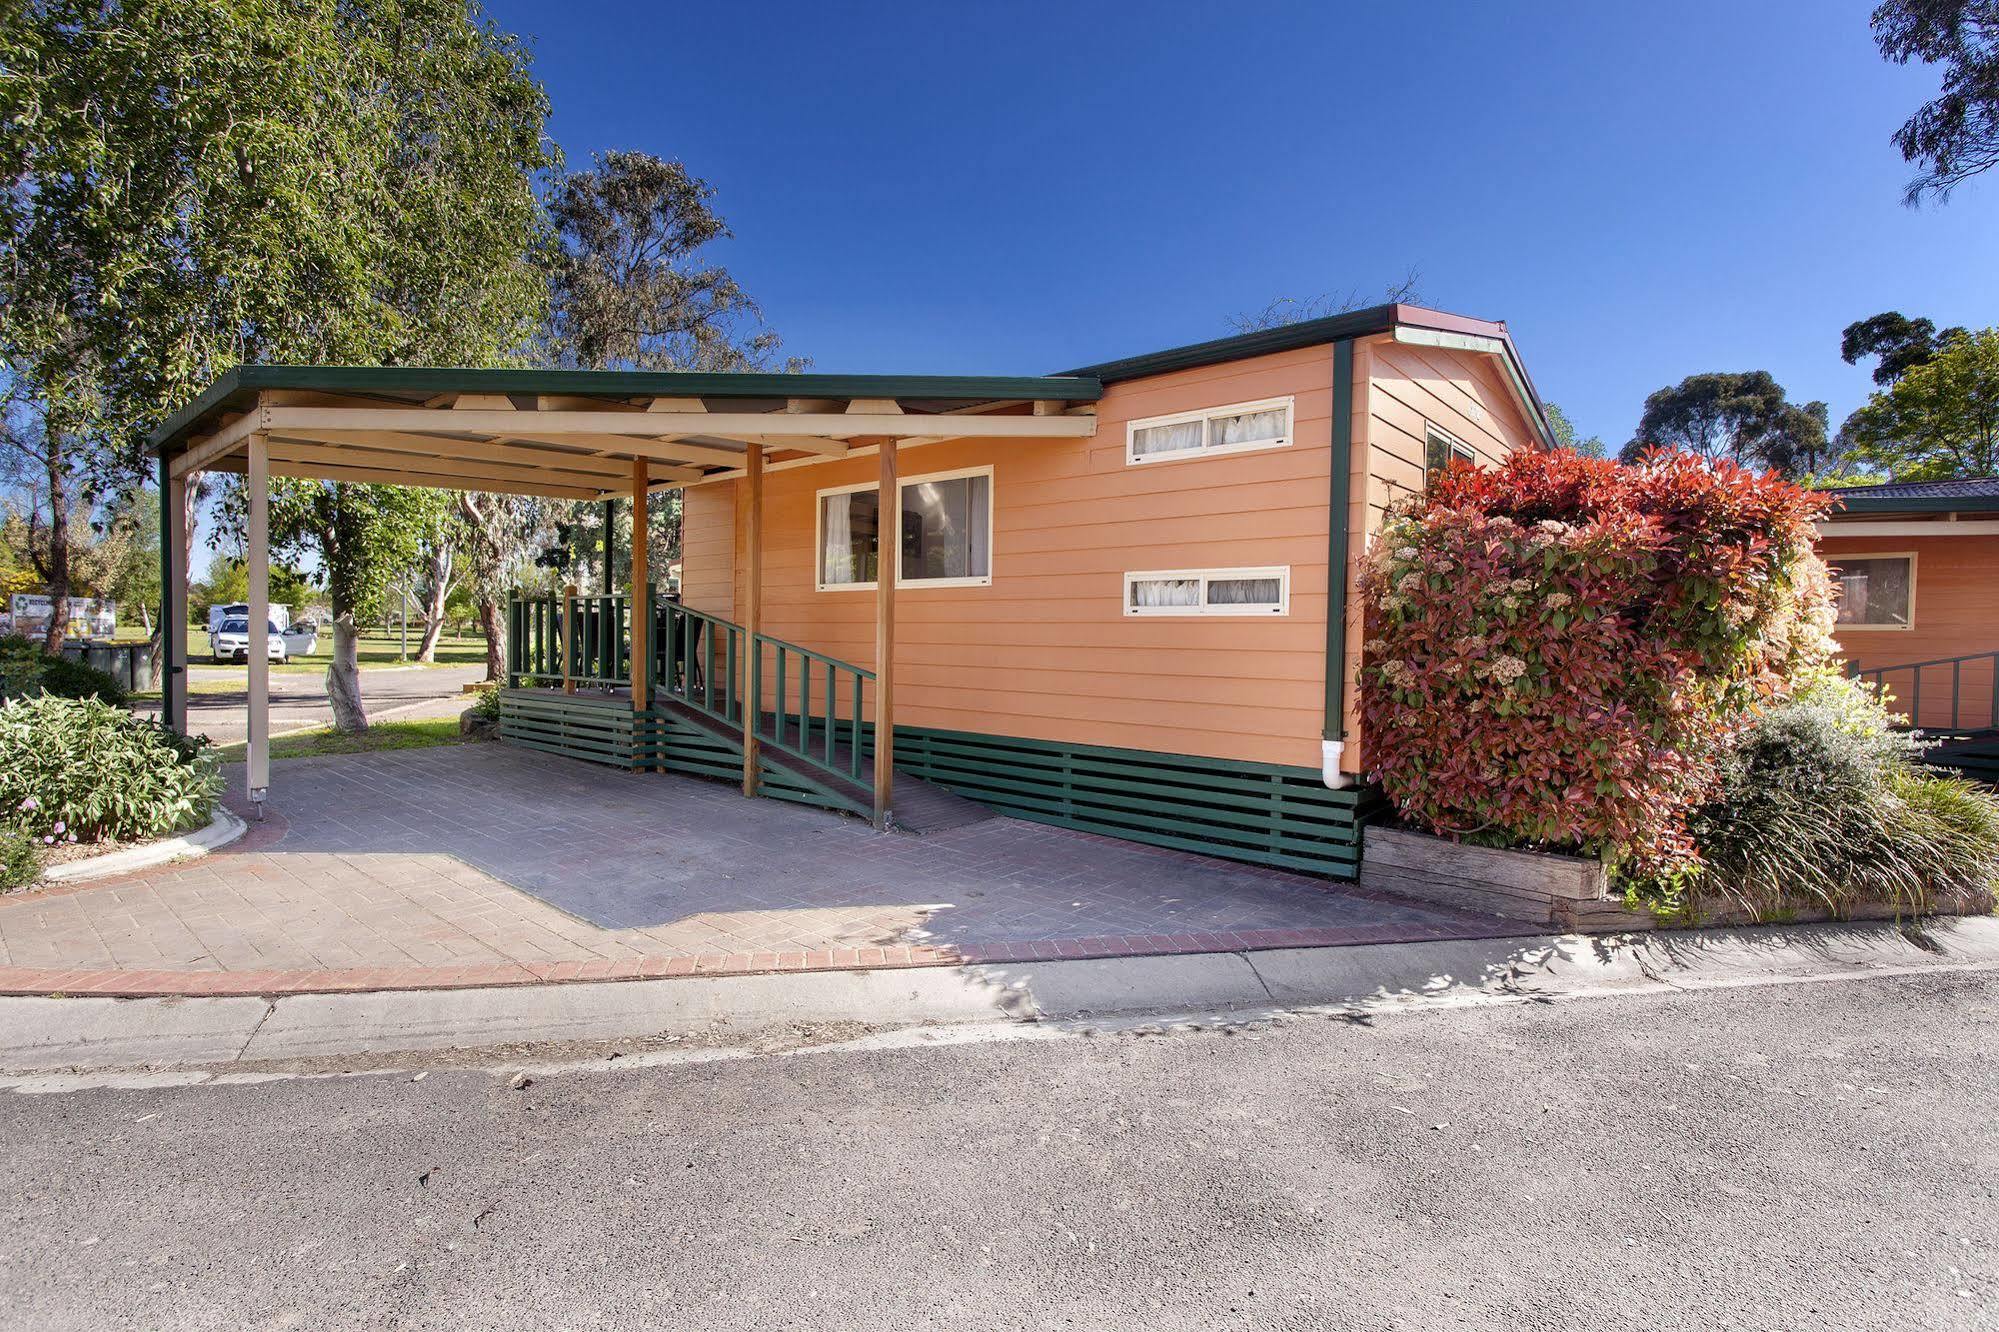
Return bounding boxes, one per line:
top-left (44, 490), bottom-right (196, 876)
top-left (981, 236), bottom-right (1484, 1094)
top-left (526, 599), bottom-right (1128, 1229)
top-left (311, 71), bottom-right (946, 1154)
top-left (1820, 475), bottom-right (1999, 516)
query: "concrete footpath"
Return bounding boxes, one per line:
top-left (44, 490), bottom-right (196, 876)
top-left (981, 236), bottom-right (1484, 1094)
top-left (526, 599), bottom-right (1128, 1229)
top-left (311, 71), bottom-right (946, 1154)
top-left (5, 915), bottom-right (1996, 1076)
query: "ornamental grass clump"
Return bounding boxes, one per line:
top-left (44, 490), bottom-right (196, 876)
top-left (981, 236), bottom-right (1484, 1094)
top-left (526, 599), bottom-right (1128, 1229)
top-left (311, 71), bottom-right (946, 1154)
top-left (1358, 448), bottom-right (1836, 878)
top-left (0, 694), bottom-right (219, 845)
top-left (1682, 672), bottom-right (1999, 920)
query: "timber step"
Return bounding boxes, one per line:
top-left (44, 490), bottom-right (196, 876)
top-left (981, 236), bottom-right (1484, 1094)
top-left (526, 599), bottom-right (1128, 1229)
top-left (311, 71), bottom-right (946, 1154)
top-left (650, 697), bottom-right (997, 836)
top-left (1920, 736), bottom-right (1999, 786)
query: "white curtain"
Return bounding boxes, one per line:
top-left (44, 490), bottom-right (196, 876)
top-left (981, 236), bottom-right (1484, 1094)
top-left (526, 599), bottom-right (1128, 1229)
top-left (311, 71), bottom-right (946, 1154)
top-left (1211, 407), bottom-right (1286, 448)
top-left (822, 494), bottom-right (854, 584)
top-left (1132, 420), bottom-right (1204, 458)
top-left (1207, 576), bottom-right (1281, 606)
top-left (1131, 578), bottom-right (1200, 608)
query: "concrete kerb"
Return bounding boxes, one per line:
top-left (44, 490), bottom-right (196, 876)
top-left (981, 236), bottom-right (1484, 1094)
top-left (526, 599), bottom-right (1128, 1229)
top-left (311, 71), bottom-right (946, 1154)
top-left (41, 805), bottom-right (249, 884)
top-left (3, 916), bottom-right (1996, 1074)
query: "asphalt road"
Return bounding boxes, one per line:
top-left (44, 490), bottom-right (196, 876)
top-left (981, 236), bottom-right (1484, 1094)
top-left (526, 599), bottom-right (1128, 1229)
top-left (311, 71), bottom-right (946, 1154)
top-left (131, 663), bottom-right (487, 745)
top-left (1, 971), bottom-right (1992, 1331)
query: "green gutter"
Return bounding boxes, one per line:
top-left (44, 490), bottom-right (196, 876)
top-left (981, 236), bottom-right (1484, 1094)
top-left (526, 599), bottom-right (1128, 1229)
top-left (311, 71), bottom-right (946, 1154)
top-left (1325, 340), bottom-right (1354, 746)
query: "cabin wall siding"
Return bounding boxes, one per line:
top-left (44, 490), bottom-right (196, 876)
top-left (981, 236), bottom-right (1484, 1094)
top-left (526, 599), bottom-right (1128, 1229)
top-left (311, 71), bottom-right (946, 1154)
top-left (1821, 530), bottom-right (1999, 730)
top-left (680, 345), bottom-right (1338, 768)
top-left (676, 335), bottom-right (1543, 775)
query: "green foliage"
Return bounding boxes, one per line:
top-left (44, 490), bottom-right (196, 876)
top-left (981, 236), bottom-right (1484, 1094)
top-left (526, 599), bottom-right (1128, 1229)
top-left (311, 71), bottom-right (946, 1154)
top-left (1657, 672), bottom-right (1999, 919)
top-left (38, 652), bottom-right (126, 706)
top-left (473, 686), bottom-right (503, 722)
top-left (0, 824), bottom-right (41, 892)
top-left (192, 553), bottom-right (316, 622)
top-left (0, 635), bottom-right (123, 703)
top-left (1543, 402), bottom-right (1605, 458)
top-left (0, 636), bottom-right (45, 698)
top-left (0, 694), bottom-right (218, 843)
top-left (1841, 311), bottom-right (1965, 386)
top-left (1621, 371), bottom-right (1835, 477)
top-left (1873, 0), bottom-right (1999, 203)
top-left (1839, 327), bottom-right (1999, 480)
top-left (1, 0), bottom-right (558, 489)
top-left (546, 151), bottom-right (802, 373)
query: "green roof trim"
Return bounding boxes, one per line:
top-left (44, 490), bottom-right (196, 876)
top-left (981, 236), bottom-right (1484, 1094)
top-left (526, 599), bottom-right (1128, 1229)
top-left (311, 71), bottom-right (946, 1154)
top-left (151, 365), bottom-right (1103, 452)
top-left (1059, 305), bottom-right (1402, 382)
top-left (1059, 302), bottom-right (1555, 448)
top-left (1827, 493), bottom-right (1999, 515)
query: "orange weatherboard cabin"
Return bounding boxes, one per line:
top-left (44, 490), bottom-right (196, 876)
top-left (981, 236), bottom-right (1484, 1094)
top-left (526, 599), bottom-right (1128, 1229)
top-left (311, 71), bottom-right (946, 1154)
top-left (148, 304), bottom-right (1555, 876)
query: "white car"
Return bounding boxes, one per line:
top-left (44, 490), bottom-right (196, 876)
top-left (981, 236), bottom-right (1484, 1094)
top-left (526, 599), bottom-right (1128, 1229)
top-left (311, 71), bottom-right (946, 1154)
top-left (211, 617), bottom-right (288, 664)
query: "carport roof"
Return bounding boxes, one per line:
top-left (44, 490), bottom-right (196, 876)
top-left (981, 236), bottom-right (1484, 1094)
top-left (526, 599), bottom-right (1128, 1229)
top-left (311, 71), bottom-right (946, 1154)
top-left (150, 365), bottom-right (1103, 453)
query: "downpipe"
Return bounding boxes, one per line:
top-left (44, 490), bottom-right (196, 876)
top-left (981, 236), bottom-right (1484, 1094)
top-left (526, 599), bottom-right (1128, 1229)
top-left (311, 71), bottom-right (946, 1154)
top-left (1321, 739), bottom-right (1350, 790)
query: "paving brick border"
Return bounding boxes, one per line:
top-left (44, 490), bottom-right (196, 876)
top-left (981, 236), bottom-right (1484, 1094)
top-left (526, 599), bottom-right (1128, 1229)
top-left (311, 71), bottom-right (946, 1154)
top-left (0, 918), bottom-right (1533, 999)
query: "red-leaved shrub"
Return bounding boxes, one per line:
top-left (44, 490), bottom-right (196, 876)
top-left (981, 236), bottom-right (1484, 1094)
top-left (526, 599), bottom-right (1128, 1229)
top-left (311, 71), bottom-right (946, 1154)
top-left (1358, 448), bottom-right (1836, 872)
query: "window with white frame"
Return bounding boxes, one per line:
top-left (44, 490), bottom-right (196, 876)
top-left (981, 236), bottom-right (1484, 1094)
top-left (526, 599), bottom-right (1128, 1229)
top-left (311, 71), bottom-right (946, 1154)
top-left (1124, 567), bottom-right (1290, 616)
top-left (1126, 397), bottom-right (1293, 465)
top-left (817, 467), bottom-right (993, 591)
top-left (1425, 424), bottom-right (1476, 478)
top-left (1831, 554), bottom-right (1914, 628)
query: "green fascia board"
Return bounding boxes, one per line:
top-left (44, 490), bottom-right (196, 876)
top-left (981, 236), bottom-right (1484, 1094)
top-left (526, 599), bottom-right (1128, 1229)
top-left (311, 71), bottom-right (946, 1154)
top-left (1059, 305), bottom-right (1400, 382)
top-left (1824, 494), bottom-right (1999, 515)
top-left (150, 365), bottom-right (1104, 453)
top-left (1060, 303), bottom-right (1556, 449)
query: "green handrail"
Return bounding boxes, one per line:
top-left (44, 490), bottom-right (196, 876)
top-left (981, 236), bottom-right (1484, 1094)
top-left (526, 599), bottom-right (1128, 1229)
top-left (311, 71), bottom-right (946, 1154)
top-left (1849, 650), bottom-right (1999, 735)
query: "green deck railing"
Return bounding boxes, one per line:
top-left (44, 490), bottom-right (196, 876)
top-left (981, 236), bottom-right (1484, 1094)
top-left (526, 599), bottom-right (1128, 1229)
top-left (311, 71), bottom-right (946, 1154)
top-left (506, 590), bottom-right (876, 793)
top-left (1849, 650), bottom-right (1999, 736)
top-left (748, 630), bottom-right (874, 786)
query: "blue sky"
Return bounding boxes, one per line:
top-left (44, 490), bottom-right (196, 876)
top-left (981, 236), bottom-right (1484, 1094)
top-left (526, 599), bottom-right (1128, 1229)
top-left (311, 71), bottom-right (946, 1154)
top-left (481, 0), bottom-right (1997, 448)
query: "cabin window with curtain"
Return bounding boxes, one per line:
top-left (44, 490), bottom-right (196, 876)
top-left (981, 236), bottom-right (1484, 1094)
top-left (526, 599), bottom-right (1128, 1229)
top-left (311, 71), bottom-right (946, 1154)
top-left (817, 467), bottom-right (993, 591)
top-left (1126, 397), bottom-right (1293, 465)
top-left (1425, 425), bottom-right (1476, 478)
top-left (1831, 554), bottom-right (1914, 629)
top-left (1124, 567), bottom-right (1289, 616)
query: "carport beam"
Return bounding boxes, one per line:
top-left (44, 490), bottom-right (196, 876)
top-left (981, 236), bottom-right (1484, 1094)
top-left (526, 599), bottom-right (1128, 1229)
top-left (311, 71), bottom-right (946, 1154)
top-left (158, 455), bottom-right (189, 734)
top-left (246, 431), bottom-right (270, 813)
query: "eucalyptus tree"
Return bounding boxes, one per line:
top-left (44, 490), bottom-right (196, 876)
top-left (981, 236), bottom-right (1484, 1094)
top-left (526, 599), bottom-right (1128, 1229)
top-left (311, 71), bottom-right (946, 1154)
top-left (2, 0), bottom-right (557, 721)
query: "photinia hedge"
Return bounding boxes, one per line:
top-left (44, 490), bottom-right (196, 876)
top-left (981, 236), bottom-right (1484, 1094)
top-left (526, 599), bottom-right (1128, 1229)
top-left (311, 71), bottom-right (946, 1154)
top-left (1358, 448), bottom-right (1837, 873)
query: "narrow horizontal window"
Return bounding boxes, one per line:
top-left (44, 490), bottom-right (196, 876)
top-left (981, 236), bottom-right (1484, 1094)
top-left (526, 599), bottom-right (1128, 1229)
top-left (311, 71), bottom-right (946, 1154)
top-left (1125, 567), bottom-right (1289, 616)
top-left (1126, 397), bottom-right (1293, 466)
top-left (1831, 555), bottom-right (1914, 628)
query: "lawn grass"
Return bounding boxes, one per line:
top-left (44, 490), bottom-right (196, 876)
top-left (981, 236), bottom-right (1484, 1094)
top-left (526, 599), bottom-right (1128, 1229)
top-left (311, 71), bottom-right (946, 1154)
top-left (183, 627), bottom-right (489, 674)
top-left (216, 717), bottom-right (468, 763)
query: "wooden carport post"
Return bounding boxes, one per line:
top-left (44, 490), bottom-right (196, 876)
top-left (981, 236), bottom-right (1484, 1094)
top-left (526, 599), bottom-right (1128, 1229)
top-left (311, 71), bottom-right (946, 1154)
top-left (245, 431), bottom-right (270, 814)
top-left (630, 460), bottom-right (650, 707)
top-left (872, 440), bottom-right (897, 830)
top-left (741, 443), bottom-right (763, 797)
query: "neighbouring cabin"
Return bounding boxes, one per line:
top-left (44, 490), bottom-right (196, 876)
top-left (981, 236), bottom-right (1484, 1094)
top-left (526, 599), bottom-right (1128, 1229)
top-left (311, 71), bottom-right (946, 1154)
top-left (149, 303), bottom-right (1555, 879)
top-left (1817, 477), bottom-right (1999, 736)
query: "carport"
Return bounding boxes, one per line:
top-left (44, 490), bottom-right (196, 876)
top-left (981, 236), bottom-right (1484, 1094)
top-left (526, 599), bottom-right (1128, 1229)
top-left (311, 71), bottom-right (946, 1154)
top-left (150, 367), bottom-right (1101, 821)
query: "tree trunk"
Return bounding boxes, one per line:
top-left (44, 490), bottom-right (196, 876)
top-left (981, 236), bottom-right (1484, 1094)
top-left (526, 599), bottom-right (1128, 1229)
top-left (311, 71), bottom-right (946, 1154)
top-left (326, 600), bottom-right (368, 733)
top-left (477, 596), bottom-right (505, 682)
top-left (414, 545), bottom-right (452, 663)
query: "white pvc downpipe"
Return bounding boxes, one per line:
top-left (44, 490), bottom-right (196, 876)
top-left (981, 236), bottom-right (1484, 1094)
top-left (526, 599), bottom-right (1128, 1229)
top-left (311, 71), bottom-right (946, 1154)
top-left (1321, 739), bottom-right (1350, 789)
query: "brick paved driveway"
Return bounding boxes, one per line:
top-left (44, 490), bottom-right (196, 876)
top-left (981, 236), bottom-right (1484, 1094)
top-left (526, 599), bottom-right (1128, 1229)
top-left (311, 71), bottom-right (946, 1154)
top-left (0, 744), bottom-right (1518, 995)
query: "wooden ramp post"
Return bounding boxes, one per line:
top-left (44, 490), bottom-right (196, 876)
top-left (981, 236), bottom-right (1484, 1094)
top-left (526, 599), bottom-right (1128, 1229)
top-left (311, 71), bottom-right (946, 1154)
top-left (630, 460), bottom-right (651, 707)
top-left (742, 444), bottom-right (763, 797)
top-left (873, 440), bottom-right (897, 830)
